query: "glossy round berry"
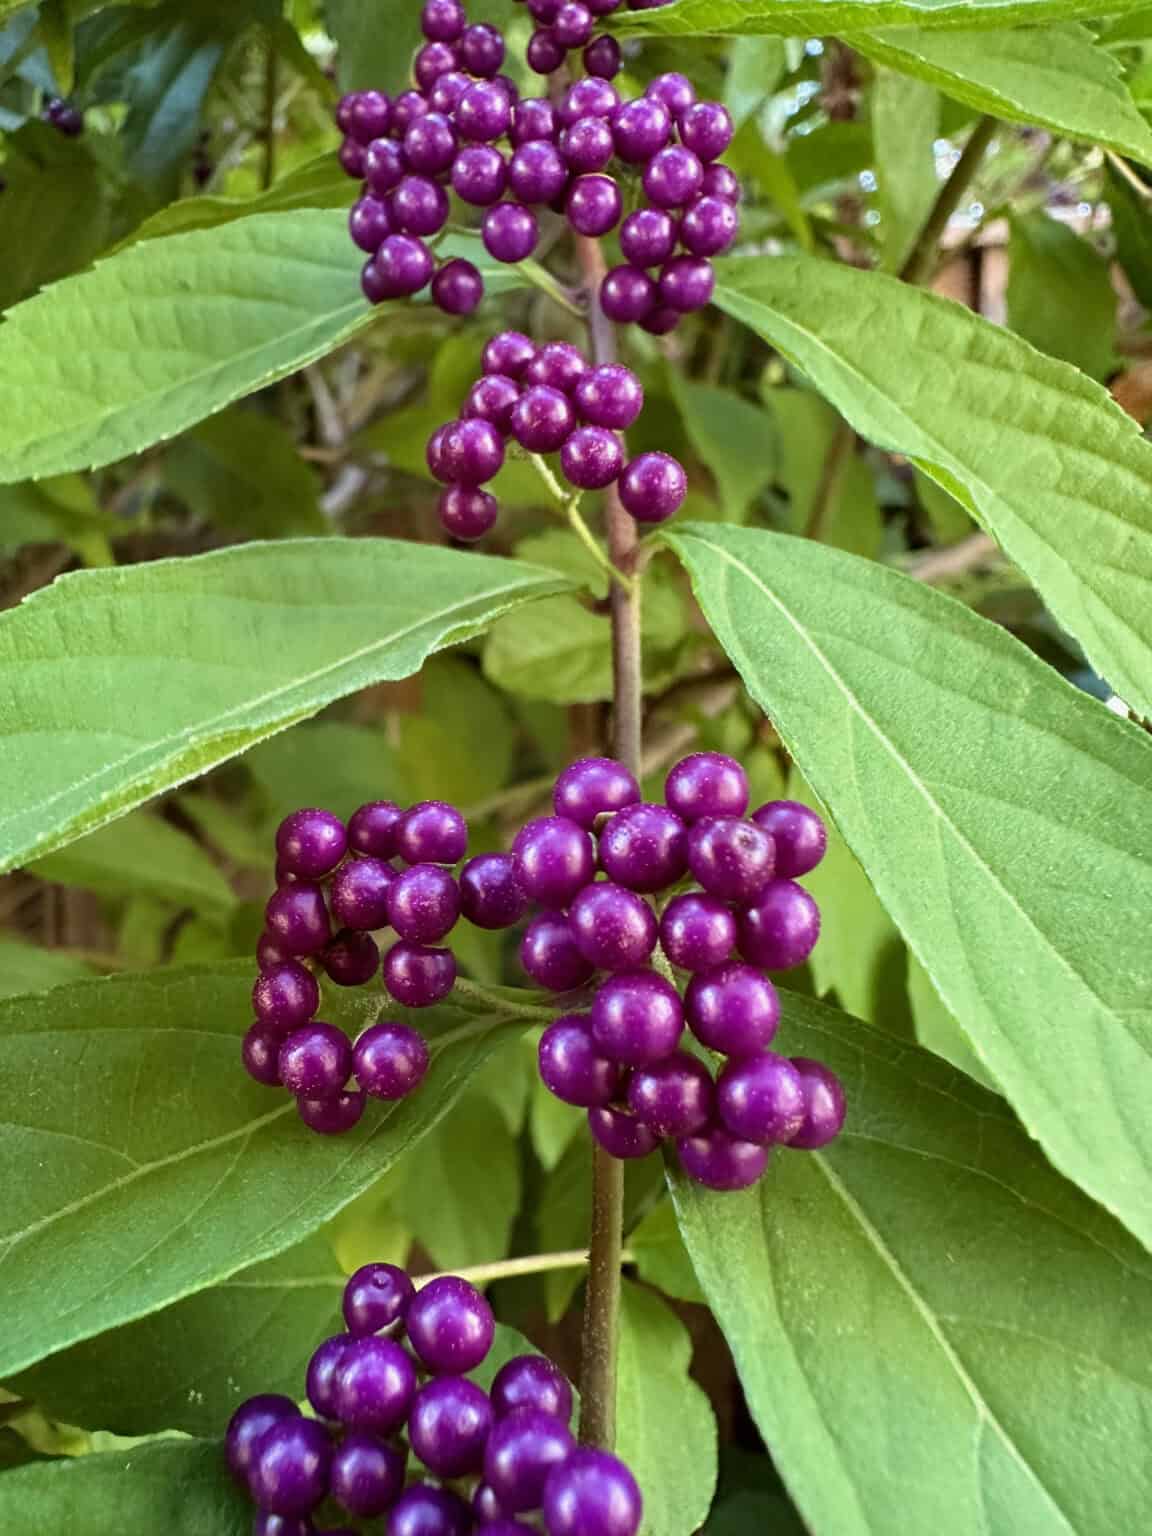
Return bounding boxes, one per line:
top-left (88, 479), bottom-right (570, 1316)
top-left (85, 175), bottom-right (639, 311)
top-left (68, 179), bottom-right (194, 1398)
top-left (678, 1126), bottom-right (768, 1191)
top-left (265, 884), bottom-right (332, 957)
top-left (588, 1105), bottom-right (661, 1160)
top-left (491, 1355), bottom-right (574, 1424)
top-left (573, 366), bottom-right (644, 431)
top-left (364, 137), bottom-right (404, 197)
top-left (432, 258), bottom-right (484, 316)
top-left (442, 417), bottom-right (506, 485)
top-left (225, 1394), bottom-right (299, 1483)
top-left (563, 115), bottom-right (614, 173)
top-left (681, 194), bottom-right (739, 256)
top-left (680, 100), bottom-right (734, 161)
top-left (568, 174), bottom-right (622, 236)
top-left (647, 71), bottom-right (696, 117)
top-left (717, 1051), bottom-right (806, 1144)
top-left (569, 882), bottom-right (656, 970)
top-left (701, 162), bottom-right (741, 202)
top-left (280, 1022), bottom-right (353, 1099)
top-left (484, 1408), bottom-right (575, 1513)
top-left (344, 90), bottom-right (391, 144)
top-left (350, 194), bottom-right (394, 253)
top-left (618, 452), bottom-right (687, 523)
top-left (422, 0), bottom-right (466, 41)
top-left (323, 929), bottom-right (381, 987)
top-left (333, 1335), bottom-right (417, 1433)
top-left (553, 755), bottom-right (640, 826)
top-left (483, 330), bottom-right (537, 379)
top-left (484, 202), bottom-right (540, 262)
top-left (383, 942), bottom-right (457, 1008)
top-left (349, 801), bottom-right (403, 859)
top-left (600, 266), bottom-right (656, 324)
top-left (353, 1021), bottom-right (430, 1099)
top-left (643, 146), bottom-right (704, 209)
top-left (395, 801), bottom-right (468, 864)
top-left (751, 801), bottom-right (828, 878)
top-left (253, 960), bottom-right (320, 1032)
top-left (512, 816), bottom-right (596, 907)
top-left (554, 0), bottom-right (593, 44)
top-left (591, 969), bottom-right (683, 1064)
top-left (658, 255), bottom-right (715, 312)
top-left (466, 373), bottom-right (521, 432)
top-left (374, 234), bottom-right (436, 295)
top-left (512, 97), bottom-right (557, 146)
top-left (394, 175), bottom-right (450, 237)
top-left (584, 34), bottom-right (622, 78)
top-left (526, 28), bottom-right (566, 75)
top-left (538, 1014), bottom-right (621, 1107)
top-left (611, 97), bottom-right (671, 163)
top-left (511, 385), bottom-right (576, 453)
top-left (658, 892), bottom-right (734, 973)
top-left (257, 930), bottom-right (293, 971)
top-left (332, 1431), bottom-right (407, 1518)
top-left (414, 41), bottom-right (458, 92)
top-left (429, 69), bottom-right (471, 113)
top-left (509, 139), bottom-right (568, 205)
top-left (787, 1058), bottom-right (847, 1149)
top-left (44, 98), bottom-right (83, 136)
top-left (738, 880), bottom-right (821, 970)
top-left (307, 1334), bottom-right (353, 1419)
top-left (560, 77), bottom-right (619, 124)
top-left (298, 1088), bottom-right (366, 1134)
top-left (404, 112), bottom-right (458, 175)
top-left (473, 1484), bottom-right (507, 1524)
top-left (521, 914), bottom-right (596, 991)
top-left (459, 20), bottom-right (504, 74)
top-left (666, 751), bottom-right (749, 821)
top-left (543, 1448), bottom-right (643, 1536)
top-left (243, 1023), bottom-right (283, 1086)
top-left (388, 1484), bottom-right (472, 1536)
top-left (459, 853), bottom-right (527, 928)
top-left (440, 486), bottom-right (499, 541)
top-left (687, 816), bottom-right (775, 903)
top-left (686, 963), bottom-right (779, 1055)
top-left (409, 1375), bottom-right (493, 1477)
top-left (627, 1050), bottom-right (714, 1137)
top-left (388, 863), bottom-right (461, 944)
top-left (339, 138), bottom-right (367, 179)
top-left (343, 1261), bottom-right (414, 1337)
top-left (253, 1514), bottom-right (315, 1536)
top-left (639, 305), bottom-right (681, 337)
top-left (458, 80), bottom-right (513, 142)
top-left (249, 1417), bottom-right (332, 1515)
top-left (560, 425), bottom-right (625, 490)
top-left (599, 803), bottom-right (687, 892)
top-left (407, 1275), bottom-right (495, 1373)
top-left (330, 856), bottom-right (395, 931)
top-left (452, 145), bottom-right (508, 206)
top-left (526, 341), bottom-right (590, 395)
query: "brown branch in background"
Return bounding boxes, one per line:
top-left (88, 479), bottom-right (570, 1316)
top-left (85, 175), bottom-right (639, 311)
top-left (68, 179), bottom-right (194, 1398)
top-left (262, 39), bottom-right (279, 191)
top-left (805, 418), bottom-right (856, 541)
top-left (909, 531), bottom-right (999, 584)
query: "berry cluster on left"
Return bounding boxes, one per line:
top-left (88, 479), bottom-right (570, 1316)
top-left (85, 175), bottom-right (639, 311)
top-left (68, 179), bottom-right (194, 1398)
top-left (227, 1264), bottom-right (644, 1536)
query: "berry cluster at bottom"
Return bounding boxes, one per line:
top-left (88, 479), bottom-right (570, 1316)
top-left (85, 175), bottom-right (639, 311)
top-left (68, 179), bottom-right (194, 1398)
top-left (227, 1264), bottom-right (643, 1536)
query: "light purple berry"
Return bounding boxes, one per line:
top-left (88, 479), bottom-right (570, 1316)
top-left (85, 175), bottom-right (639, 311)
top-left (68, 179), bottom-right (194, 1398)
top-left (738, 880), bottom-right (821, 970)
top-left (717, 1051), bottom-right (806, 1144)
top-left (388, 863), bottom-right (461, 944)
top-left (483, 330), bottom-right (537, 378)
top-left (591, 969), bottom-right (683, 1064)
top-left (543, 1448), bottom-right (643, 1536)
top-left (569, 881), bottom-right (656, 969)
top-left (408, 1275), bottom-right (495, 1373)
top-left (685, 963), bottom-right (780, 1056)
top-left (560, 77), bottom-right (620, 125)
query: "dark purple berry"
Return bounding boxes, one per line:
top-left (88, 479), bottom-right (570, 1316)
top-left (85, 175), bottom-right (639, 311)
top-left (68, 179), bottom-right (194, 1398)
top-left (393, 175), bottom-right (450, 237)
top-left (573, 366), bottom-right (644, 430)
top-left (334, 1335), bottom-right (418, 1433)
top-left (717, 1051), bottom-right (806, 1144)
top-left (392, 90), bottom-right (431, 135)
top-left (248, 1417), bottom-right (332, 1515)
top-left (344, 1261), bottom-right (415, 1335)
top-left (452, 145), bottom-right (508, 206)
top-left (512, 97), bottom-right (557, 145)
top-left (225, 1394), bottom-right (299, 1483)
top-left (354, 1020), bottom-right (430, 1099)
top-left (568, 173), bottom-right (622, 236)
top-left (459, 853), bottom-right (528, 928)
top-left (331, 856), bottom-right (396, 931)
top-left (279, 1022), bottom-right (352, 1099)
top-left (553, 755), bottom-right (640, 826)
top-left (467, 373), bottom-right (521, 431)
top-left (612, 98), bottom-right (671, 163)
top-left (538, 1013), bottom-right (620, 1107)
top-left (298, 1089), bottom-right (366, 1134)
top-left (396, 800), bottom-right (468, 864)
top-left (751, 801), bottom-right (828, 878)
top-left (459, 21), bottom-right (505, 74)
top-left (253, 960), bottom-right (320, 1032)
top-left (543, 1448), bottom-right (643, 1536)
top-left (422, 0), bottom-right (466, 41)
top-left (509, 139), bottom-right (569, 204)
top-left (560, 77), bottom-right (619, 125)
top-left (307, 1334), bottom-right (353, 1419)
top-left (665, 751), bottom-right (748, 821)
top-left (569, 881), bottom-right (656, 969)
top-left (584, 34), bottom-right (622, 78)
top-left (458, 80), bottom-right (513, 142)
top-left (659, 892), bottom-right (735, 972)
top-left (510, 385), bottom-right (576, 453)
top-left (243, 1024), bottom-right (283, 1085)
top-left (483, 202), bottom-right (540, 263)
top-left (257, 930), bottom-right (293, 971)
top-left (388, 1484), bottom-right (472, 1536)
top-left (350, 195), bottom-right (394, 252)
top-left (388, 863), bottom-right (461, 944)
top-left (591, 969), bottom-right (683, 1064)
top-left (687, 816), bottom-right (775, 903)
top-left (658, 254), bottom-right (715, 312)
top-left (600, 267), bottom-right (656, 324)
top-left (343, 90), bottom-right (392, 144)
top-left (685, 963), bottom-right (779, 1055)
top-left (414, 41), bottom-right (458, 93)
top-left (787, 1058), bottom-right (846, 1149)
top-left (349, 801), bottom-right (403, 859)
top-left (405, 112), bottom-right (458, 174)
top-left (383, 943), bottom-right (457, 1007)
top-left (407, 1275), bottom-right (495, 1373)
top-left (44, 98), bottom-right (83, 136)
top-left (738, 880), bottom-right (821, 970)
top-left (409, 1375), bottom-right (493, 1476)
top-left (598, 803), bottom-right (687, 892)
top-left (643, 146), bottom-right (704, 209)
top-left (560, 425), bottom-right (624, 489)
top-left (483, 330), bottom-right (537, 379)
top-left (647, 71), bottom-right (696, 117)
top-left (588, 1105), bottom-right (660, 1160)
top-left (340, 138), bottom-right (367, 178)
top-left (512, 816), bottom-right (596, 906)
top-left (253, 1513), bottom-right (314, 1536)
top-left (322, 929), bottom-right (380, 987)
top-left (628, 1049), bottom-right (714, 1138)
top-left (484, 1408), bottom-right (575, 1513)
top-left (527, 28), bottom-right (566, 75)
top-left (373, 234), bottom-right (435, 296)
top-left (440, 486), bottom-right (499, 541)
top-left (521, 914), bottom-right (596, 991)
top-left (681, 194), bottom-right (739, 256)
top-left (639, 305), bottom-right (681, 337)
top-left (678, 1126), bottom-right (767, 1191)
top-left (265, 884), bottom-right (331, 957)
top-left (364, 137), bottom-right (405, 196)
top-left (491, 1355), bottom-right (574, 1424)
top-left (679, 100), bottom-right (734, 161)
top-left (562, 115), bottom-right (614, 173)
top-left (429, 70), bottom-right (471, 113)
top-left (701, 162), bottom-right (741, 202)
top-left (432, 258), bottom-right (484, 316)
top-left (331, 1431), bottom-right (407, 1518)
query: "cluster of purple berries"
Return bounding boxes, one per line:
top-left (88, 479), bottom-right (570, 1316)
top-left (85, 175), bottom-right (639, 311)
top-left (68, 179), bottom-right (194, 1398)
top-left (510, 753), bottom-right (846, 1192)
top-left (42, 95), bottom-right (83, 136)
top-left (227, 1265), bottom-right (644, 1536)
top-left (427, 335), bottom-right (686, 539)
top-left (245, 798), bottom-right (531, 1134)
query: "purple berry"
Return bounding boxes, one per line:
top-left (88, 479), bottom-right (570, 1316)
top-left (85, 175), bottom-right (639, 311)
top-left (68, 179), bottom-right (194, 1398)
top-left (225, 1395), bottom-right (299, 1483)
top-left (687, 816), bottom-right (775, 903)
top-left (491, 1355), bottom-right (574, 1424)
top-left (509, 139), bottom-right (569, 205)
top-left (459, 853), bottom-right (528, 928)
top-left (543, 1448), bottom-right (643, 1536)
top-left (339, 138), bottom-right (367, 178)
top-left (429, 69), bottom-right (471, 113)
top-left (512, 97), bottom-right (557, 146)
top-left (681, 194), bottom-right (739, 256)
top-left (738, 880), bottom-right (821, 970)
top-left (525, 341), bottom-right (590, 394)
top-left (484, 1408), bottom-right (575, 1513)
top-left (265, 884), bottom-right (331, 957)
top-left (665, 752), bottom-right (749, 821)
top-left (441, 417), bottom-right (505, 484)
top-left (686, 963), bottom-right (779, 1055)
top-left (562, 115), bottom-right (614, 173)
top-left (353, 1020), bottom-right (430, 1099)
top-left (350, 195), bottom-right (394, 252)
top-left (787, 1058), bottom-right (847, 1149)
top-left (331, 1431), bottom-right (407, 1518)
top-left (591, 969), bottom-right (683, 1064)
top-left (396, 801), bottom-right (467, 864)
top-left (473, 1484), bottom-right (507, 1524)
top-left (751, 801), bottom-right (828, 878)
top-left (568, 173), bottom-right (622, 236)
top-left (414, 41), bottom-right (458, 92)
top-left (701, 162), bottom-right (741, 202)
top-left (678, 1125), bottom-right (768, 1191)
top-left (569, 881), bottom-right (656, 969)
top-left (331, 856), bottom-right (396, 931)
top-left (343, 1261), bottom-right (415, 1335)
top-left (298, 1089), bottom-right (366, 1134)
top-left (440, 486), bottom-right (499, 541)
top-left (405, 112), bottom-right (458, 174)
top-left (511, 385), bottom-right (577, 453)
top-left (455, 80), bottom-right (510, 143)
top-left (409, 1376), bottom-right (493, 1476)
top-left (527, 28), bottom-right (566, 75)
top-left (584, 34), bottom-right (622, 78)
top-left (322, 929), bottom-right (380, 987)
top-left (393, 175), bottom-right (450, 237)
top-left (467, 373), bottom-right (521, 432)
top-left (643, 146), bottom-right (704, 209)
top-left (253, 1514), bottom-right (314, 1536)
top-left (388, 863), bottom-right (461, 944)
top-left (343, 90), bottom-right (392, 144)
top-left (373, 234), bottom-right (436, 296)
top-left (560, 425), bottom-right (624, 490)
top-left (388, 1484), bottom-right (472, 1536)
top-left (598, 803), bottom-right (688, 892)
top-left (279, 1022), bottom-right (353, 1099)
top-left (512, 816), bottom-right (596, 906)
top-left (658, 254), bottom-right (715, 312)
top-left (521, 914), bottom-right (596, 991)
top-left (573, 366), bottom-right (644, 431)
top-left (639, 305), bottom-right (681, 337)
top-left (717, 1051), bottom-right (806, 1144)
top-left (422, 0), bottom-right (466, 41)
top-left (560, 77), bottom-right (619, 125)
top-left (393, 90), bottom-right (430, 134)
top-left (383, 943), bottom-right (457, 1007)
top-left (617, 453), bottom-right (687, 522)
top-left (553, 755), bottom-right (640, 826)
top-left (647, 71), bottom-right (696, 117)
top-left (628, 1050), bottom-right (714, 1137)
top-left (253, 960), bottom-right (320, 1032)
top-left (334, 1335), bottom-right (418, 1433)
top-left (243, 1024), bottom-right (283, 1086)
top-left (483, 202), bottom-right (540, 263)
top-left (452, 145), bottom-right (508, 206)
top-left (679, 100), bottom-right (734, 161)
top-left (600, 266), bottom-right (657, 324)
top-left (257, 930), bottom-right (293, 971)
top-left (407, 1275), bottom-right (495, 1373)
top-left (364, 137), bottom-right (405, 196)
top-left (248, 1417), bottom-right (332, 1515)
top-left (612, 98), bottom-right (671, 163)
top-left (432, 258), bottom-right (484, 316)
top-left (659, 892), bottom-right (735, 972)
top-left (538, 1013), bottom-right (621, 1107)
top-left (483, 330), bottom-right (537, 379)
top-left (588, 1105), bottom-right (661, 1160)
top-left (307, 1334), bottom-right (353, 1419)
top-left (349, 801), bottom-right (403, 859)
top-left (553, 0), bottom-right (593, 45)
top-left (461, 20), bottom-right (505, 73)
top-left (44, 98), bottom-right (83, 136)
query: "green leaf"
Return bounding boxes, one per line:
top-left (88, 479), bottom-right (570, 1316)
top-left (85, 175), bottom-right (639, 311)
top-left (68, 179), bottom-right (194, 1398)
top-left (0, 963), bottom-right (548, 1378)
top-left (673, 988), bottom-right (1152, 1536)
top-left (0, 135), bottom-right (111, 312)
top-left (30, 809), bottom-right (236, 912)
top-left (396, 656), bottom-right (516, 806)
top-left (166, 408), bottom-right (326, 537)
top-left (767, 388), bottom-right (882, 557)
top-left (725, 36), bottom-right (788, 128)
top-left (613, 0), bottom-right (1143, 35)
top-left (245, 721), bottom-right (410, 826)
top-left (12, 1235), bottom-right (343, 1435)
top-left (618, 1282), bottom-right (718, 1536)
top-left (0, 538), bottom-right (566, 874)
top-left (0, 476), bottom-right (114, 566)
top-left (671, 378), bottom-right (776, 521)
top-left (664, 522), bottom-right (1152, 1249)
top-left (716, 256), bottom-right (1152, 723)
top-left (37, 0), bottom-right (75, 93)
top-left (0, 1439), bottom-right (248, 1536)
top-left (854, 24), bottom-right (1152, 165)
top-left (907, 951), bottom-right (998, 1090)
top-left (1108, 161), bottom-right (1152, 311)
top-left (0, 938), bottom-right (92, 1000)
top-left (630, 1199), bottom-right (706, 1306)
top-left (872, 69), bottom-right (940, 273)
top-left (1006, 213), bottom-right (1117, 379)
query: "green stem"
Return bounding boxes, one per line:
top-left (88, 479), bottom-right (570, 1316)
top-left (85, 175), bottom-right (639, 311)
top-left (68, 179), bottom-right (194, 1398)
top-left (900, 115), bottom-right (998, 286)
top-left (527, 454), bottom-right (635, 595)
top-left (415, 1248), bottom-right (635, 1291)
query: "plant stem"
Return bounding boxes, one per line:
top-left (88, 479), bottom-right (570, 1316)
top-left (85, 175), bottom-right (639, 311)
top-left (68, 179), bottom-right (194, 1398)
top-left (900, 115), bottom-right (998, 286)
top-left (526, 454), bottom-right (635, 594)
top-left (415, 1248), bottom-right (635, 1290)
